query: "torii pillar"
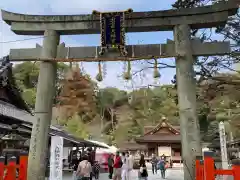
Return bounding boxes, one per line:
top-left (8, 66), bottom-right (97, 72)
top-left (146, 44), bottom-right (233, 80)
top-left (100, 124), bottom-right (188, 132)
top-left (174, 24), bottom-right (201, 180)
top-left (27, 30), bottom-right (59, 180)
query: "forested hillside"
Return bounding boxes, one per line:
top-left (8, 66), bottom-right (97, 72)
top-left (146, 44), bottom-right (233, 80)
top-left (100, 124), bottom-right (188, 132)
top-left (12, 61), bottom-right (240, 146)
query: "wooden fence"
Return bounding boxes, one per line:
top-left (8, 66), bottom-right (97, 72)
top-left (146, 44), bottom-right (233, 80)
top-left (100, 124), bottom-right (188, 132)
top-left (196, 151), bottom-right (240, 180)
top-left (0, 153), bottom-right (28, 180)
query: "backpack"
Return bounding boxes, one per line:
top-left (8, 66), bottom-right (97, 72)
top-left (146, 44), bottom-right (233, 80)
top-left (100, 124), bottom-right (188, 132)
top-left (79, 161), bottom-right (90, 177)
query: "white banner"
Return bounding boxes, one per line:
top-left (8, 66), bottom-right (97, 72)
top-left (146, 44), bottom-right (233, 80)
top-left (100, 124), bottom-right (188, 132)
top-left (49, 136), bottom-right (64, 180)
top-left (219, 122), bottom-right (228, 169)
top-left (158, 146), bottom-right (171, 156)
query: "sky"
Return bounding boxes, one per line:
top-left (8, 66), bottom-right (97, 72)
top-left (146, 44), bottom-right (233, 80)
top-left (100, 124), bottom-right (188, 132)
top-left (0, 0), bottom-right (225, 90)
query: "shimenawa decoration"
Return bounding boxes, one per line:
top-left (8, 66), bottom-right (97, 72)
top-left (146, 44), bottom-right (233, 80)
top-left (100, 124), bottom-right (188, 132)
top-left (123, 60), bottom-right (132, 80)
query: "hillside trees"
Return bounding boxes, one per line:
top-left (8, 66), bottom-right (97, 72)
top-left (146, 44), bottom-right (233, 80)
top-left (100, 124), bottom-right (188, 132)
top-left (13, 61), bottom-right (69, 108)
top-left (171, 0), bottom-right (240, 140)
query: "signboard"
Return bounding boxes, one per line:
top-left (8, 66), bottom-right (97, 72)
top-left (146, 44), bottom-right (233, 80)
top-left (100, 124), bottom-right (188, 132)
top-left (49, 136), bottom-right (64, 180)
top-left (158, 146), bottom-right (172, 156)
top-left (93, 9), bottom-right (132, 56)
top-left (219, 122), bottom-right (228, 169)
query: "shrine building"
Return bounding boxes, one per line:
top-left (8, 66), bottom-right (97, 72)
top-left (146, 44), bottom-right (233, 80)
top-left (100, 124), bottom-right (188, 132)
top-left (135, 120), bottom-right (181, 163)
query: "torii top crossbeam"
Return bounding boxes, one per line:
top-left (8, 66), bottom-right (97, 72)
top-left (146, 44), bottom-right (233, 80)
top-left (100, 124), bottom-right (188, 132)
top-left (1, 0), bottom-right (238, 35)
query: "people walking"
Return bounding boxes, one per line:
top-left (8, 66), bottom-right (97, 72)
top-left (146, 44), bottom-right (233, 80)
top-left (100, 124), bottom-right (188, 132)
top-left (121, 152), bottom-right (130, 180)
top-left (139, 154), bottom-right (148, 180)
top-left (151, 153), bottom-right (158, 174)
top-left (108, 154), bottom-right (114, 179)
top-left (76, 155), bottom-right (92, 180)
top-left (93, 160), bottom-right (100, 180)
top-left (170, 159), bottom-right (173, 168)
top-left (126, 151), bottom-right (133, 180)
top-left (87, 148), bottom-right (94, 180)
top-left (158, 157), bottom-right (166, 179)
top-left (113, 151), bottom-right (122, 180)
top-left (72, 151), bottom-right (81, 180)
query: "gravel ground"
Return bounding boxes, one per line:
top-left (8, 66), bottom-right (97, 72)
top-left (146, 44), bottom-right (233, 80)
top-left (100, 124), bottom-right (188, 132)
top-left (61, 168), bottom-right (184, 180)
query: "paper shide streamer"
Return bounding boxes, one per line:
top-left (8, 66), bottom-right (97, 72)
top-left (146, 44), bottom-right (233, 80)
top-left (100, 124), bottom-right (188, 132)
top-left (153, 59), bottom-right (161, 78)
top-left (96, 61), bottom-right (103, 82)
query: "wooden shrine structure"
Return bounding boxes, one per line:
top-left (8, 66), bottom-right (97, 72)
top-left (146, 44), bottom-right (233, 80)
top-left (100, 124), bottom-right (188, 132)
top-left (136, 120), bottom-right (181, 163)
top-left (1, 1), bottom-right (239, 179)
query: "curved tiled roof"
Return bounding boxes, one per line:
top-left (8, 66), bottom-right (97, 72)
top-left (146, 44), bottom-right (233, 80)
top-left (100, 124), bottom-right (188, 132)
top-left (144, 119), bottom-right (180, 135)
top-left (0, 56), bottom-right (32, 114)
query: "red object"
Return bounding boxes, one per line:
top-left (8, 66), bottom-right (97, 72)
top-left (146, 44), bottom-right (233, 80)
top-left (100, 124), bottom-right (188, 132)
top-left (95, 152), bottom-right (110, 172)
top-left (5, 157), bottom-right (16, 180)
top-left (113, 156), bottom-right (121, 168)
top-left (195, 156), bottom-right (204, 180)
top-left (19, 153), bottom-right (28, 180)
top-left (232, 159), bottom-right (240, 180)
top-left (0, 156), bottom-right (5, 179)
top-left (195, 151), bottom-right (240, 180)
top-left (0, 154), bottom-right (28, 180)
top-left (203, 152), bottom-right (215, 180)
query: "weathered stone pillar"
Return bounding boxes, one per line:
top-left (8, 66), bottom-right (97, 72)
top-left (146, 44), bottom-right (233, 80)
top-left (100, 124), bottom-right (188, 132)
top-left (174, 24), bottom-right (201, 180)
top-left (27, 30), bottom-right (59, 180)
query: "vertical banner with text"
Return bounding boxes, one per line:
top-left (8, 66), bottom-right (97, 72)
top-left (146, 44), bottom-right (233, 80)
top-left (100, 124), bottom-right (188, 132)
top-left (92, 9), bottom-right (132, 56)
top-left (50, 136), bottom-right (64, 180)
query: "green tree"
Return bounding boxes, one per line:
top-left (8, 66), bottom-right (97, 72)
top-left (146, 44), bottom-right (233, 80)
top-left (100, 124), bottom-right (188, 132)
top-left (60, 114), bottom-right (89, 139)
top-left (13, 62), bottom-right (69, 108)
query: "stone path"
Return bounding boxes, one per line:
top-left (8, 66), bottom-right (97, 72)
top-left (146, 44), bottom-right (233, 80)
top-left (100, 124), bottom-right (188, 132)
top-left (62, 168), bottom-right (184, 180)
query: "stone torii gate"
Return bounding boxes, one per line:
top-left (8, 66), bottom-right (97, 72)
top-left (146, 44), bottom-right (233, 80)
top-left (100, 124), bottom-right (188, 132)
top-left (1, 1), bottom-right (238, 179)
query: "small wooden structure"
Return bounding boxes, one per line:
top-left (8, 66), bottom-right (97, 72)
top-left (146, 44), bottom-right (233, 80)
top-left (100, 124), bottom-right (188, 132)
top-left (0, 153), bottom-right (28, 180)
top-left (195, 151), bottom-right (240, 180)
top-left (135, 120), bottom-right (181, 162)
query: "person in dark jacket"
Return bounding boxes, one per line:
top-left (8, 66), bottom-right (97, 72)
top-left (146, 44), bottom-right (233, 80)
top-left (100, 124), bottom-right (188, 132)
top-left (93, 161), bottom-right (100, 180)
top-left (151, 153), bottom-right (158, 174)
top-left (139, 154), bottom-right (148, 180)
top-left (158, 157), bottom-right (166, 179)
top-left (108, 154), bottom-right (114, 179)
top-left (72, 151), bottom-right (81, 180)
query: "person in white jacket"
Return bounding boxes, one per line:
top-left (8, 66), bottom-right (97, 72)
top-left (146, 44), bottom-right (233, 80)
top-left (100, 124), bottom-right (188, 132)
top-left (126, 151), bottom-right (133, 180)
top-left (121, 152), bottom-right (129, 180)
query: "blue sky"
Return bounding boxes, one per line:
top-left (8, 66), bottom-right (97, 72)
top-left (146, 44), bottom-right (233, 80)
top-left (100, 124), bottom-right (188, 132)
top-left (0, 0), bottom-right (224, 90)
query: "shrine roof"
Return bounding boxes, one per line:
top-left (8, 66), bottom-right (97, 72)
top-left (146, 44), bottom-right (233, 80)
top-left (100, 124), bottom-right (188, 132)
top-left (0, 100), bottom-right (34, 125)
top-left (0, 56), bottom-right (32, 114)
top-left (0, 121), bottom-right (107, 148)
top-left (144, 120), bottom-right (180, 135)
top-left (136, 134), bottom-right (181, 143)
top-left (136, 120), bottom-right (181, 143)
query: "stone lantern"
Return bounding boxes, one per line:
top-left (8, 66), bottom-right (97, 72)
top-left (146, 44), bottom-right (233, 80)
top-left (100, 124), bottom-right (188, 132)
top-left (1, 124), bottom-right (28, 164)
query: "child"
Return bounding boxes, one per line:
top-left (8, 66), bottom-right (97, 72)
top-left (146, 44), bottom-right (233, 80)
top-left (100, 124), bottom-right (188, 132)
top-left (158, 158), bottom-right (166, 179)
top-left (93, 160), bottom-right (100, 180)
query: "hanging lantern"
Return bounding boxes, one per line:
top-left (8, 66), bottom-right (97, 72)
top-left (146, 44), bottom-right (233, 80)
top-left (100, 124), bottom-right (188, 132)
top-left (123, 60), bottom-right (132, 80)
top-left (96, 61), bottom-right (103, 82)
top-left (153, 59), bottom-right (161, 78)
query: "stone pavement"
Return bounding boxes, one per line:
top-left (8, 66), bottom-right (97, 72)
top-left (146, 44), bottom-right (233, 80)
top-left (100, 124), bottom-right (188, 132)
top-left (62, 168), bottom-right (184, 180)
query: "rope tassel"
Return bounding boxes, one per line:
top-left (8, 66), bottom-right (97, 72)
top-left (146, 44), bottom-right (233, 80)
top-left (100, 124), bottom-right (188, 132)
top-left (153, 59), bottom-right (161, 78)
top-left (123, 60), bottom-right (132, 80)
top-left (96, 61), bottom-right (103, 82)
